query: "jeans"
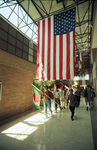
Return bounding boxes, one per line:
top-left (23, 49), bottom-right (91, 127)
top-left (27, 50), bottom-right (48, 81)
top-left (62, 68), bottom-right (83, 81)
top-left (44, 99), bottom-right (52, 117)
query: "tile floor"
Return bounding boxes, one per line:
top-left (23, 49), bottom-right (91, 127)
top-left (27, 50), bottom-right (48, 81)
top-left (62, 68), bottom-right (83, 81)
top-left (0, 97), bottom-right (96, 150)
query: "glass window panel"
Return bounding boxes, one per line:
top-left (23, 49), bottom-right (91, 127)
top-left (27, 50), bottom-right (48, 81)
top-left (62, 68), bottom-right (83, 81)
top-left (28, 55), bottom-right (33, 62)
top-left (23, 37), bottom-right (29, 46)
top-left (29, 41), bottom-right (33, 48)
top-left (0, 4), bottom-right (12, 18)
top-left (33, 43), bottom-right (37, 51)
top-left (16, 48), bottom-right (22, 57)
top-left (0, 39), bottom-right (7, 51)
top-left (23, 51), bottom-right (28, 60)
top-left (17, 32), bottom-right (23, 42)
top-left (33, 51), bottom-right (37, 57)
top-left (33, 33), bottom-right (38, 41)
top-left (33, 38), bottom-right (37, 44)
top-left (9, 25), bottom-right (17, 37)
top-left (0, 18), bottom-right (8, 32)
top-left (9, 12), bottom-right (18, 27)
top-left (8, 43), bottom-right (15, 54)
top-left (8, 35), bottom-right (16, 46)
top-left (33, 24), bottom-right (38, 33)
top-left (20, 26), bottom-right (28, 33)
top-left (29, 48), bottom-right (33, 55)
top-left (14, 4), bottom-right (18, 14)
top-left (26, 29), bottom-right (32, 39)
top-left (16, 40), bottom-right (23, 49)
top-left (23, 44), bottom-right (28, 52)
top-left (0, 29), bottom-right (8, 41)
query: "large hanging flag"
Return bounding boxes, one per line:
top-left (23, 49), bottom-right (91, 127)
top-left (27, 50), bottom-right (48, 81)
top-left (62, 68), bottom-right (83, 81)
top-left (32, 85), bottom-right (41, 109)
top-left (36, 7), bottom-right (76, 81)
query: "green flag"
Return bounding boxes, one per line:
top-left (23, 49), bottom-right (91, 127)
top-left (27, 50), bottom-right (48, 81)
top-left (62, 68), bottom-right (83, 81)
top-left (32, 86), bottom-right (41, 109)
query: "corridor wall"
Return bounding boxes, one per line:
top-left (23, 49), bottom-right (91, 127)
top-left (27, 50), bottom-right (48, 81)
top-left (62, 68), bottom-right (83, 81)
top-left (0, 17), bottom-right (37, 120)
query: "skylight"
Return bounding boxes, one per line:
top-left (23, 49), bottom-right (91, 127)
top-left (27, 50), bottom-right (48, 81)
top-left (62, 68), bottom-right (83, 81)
top-left (0, 0), bottom-right (38, 44)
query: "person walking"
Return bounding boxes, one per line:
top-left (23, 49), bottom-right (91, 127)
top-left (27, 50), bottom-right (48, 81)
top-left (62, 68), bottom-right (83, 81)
top-left (75, 87), bottom-right (81, 107)
top-left (43, 86), bottom-right (54, 118)
top-left (54, 86), bottom-right (61, 113)
top-left (65, 88), bottom-right (69, 108)
top-left (90, 86), bottom-right (95, 109)
top-left (60, 86), bottom-right (65, 109)
top-left (67, 89), bottom-right (77, 121)
top-left (85, 84), bottom-right (92, 111)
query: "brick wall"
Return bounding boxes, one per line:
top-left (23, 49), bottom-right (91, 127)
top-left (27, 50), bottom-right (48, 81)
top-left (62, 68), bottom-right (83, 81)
top-left (0, 49), bottom-right (36, 120)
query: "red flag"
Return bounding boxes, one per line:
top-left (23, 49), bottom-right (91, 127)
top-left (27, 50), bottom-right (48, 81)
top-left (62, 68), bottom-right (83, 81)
top-left (60, 82), bottom-right (65, 88)
top-left (79, 52), bottom-right (85, 70)
top-left (36, 8), bottom-right (76, 81)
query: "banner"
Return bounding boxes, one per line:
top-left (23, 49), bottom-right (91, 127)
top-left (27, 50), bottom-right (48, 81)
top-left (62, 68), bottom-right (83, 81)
top-left (36, 7), bottom-right (76, 80)
top-left (32, 86), bottom-right (41, 109)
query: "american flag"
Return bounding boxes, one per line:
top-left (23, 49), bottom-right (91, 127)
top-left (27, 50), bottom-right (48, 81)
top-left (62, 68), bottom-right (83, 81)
top-left (36, 7), bottom-right (76, 80)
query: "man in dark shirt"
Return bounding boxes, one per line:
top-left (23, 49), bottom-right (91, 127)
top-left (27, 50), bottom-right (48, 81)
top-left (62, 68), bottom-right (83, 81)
top-left (75, 87), bottom-right (81, 107)
top-left (67, 89), bottom-right (77, 121)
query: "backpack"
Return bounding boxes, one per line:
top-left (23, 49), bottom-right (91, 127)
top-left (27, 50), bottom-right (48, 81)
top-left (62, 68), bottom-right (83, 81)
top-left (83, 88), bottom-right (87, 97)
top-left (91, 90), bottom-right (95, 98)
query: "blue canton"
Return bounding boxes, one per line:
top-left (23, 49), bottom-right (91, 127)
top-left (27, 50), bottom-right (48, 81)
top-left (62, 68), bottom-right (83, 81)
top-left (54, 7), bottom-right (76, 36)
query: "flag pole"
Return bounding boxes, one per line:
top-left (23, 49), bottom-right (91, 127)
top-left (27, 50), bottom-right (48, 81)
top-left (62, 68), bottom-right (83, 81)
top-left (32, 84), bottom-right (60, 106)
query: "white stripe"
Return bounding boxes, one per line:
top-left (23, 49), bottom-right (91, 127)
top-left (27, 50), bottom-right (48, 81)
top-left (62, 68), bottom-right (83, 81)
top-left (63, 34), bottom-right (66, 79)
top-left (56, 36), bottom-right (59, 80)
top-left (39, 20), bottom-right (42, 80)
top-left (70, 31), bottom-right (74, 79)
top-left (44, 18), bottom-right (48, 80)
top-left (50, 16), bottom-right (54, 80)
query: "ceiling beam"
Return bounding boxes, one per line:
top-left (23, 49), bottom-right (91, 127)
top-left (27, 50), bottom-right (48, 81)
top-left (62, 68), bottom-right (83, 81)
top-left (31, 0), bottom-right (44, 19)
top-left (35, 0), bottom-right (89, 22)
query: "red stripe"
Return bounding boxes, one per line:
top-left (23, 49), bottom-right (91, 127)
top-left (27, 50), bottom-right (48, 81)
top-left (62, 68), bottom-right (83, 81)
top-left (47, 17), bottom-right (51, 80)
top-left (53, 36), bottom-right (56, 80)
top-left (66, 33), bottom-right (70, 79)
top-left (59, 35), bottom-right (63, 80)
top-left (36, 21), bottom-right (40, 80)
top-left (73, 30), bottom-right (75, 76)
top-left (42, 20), bottom-right (45, 80)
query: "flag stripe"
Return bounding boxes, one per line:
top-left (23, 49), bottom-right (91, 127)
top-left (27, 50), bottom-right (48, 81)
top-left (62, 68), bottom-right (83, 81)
top-left (36, 21), bottom-right (40, 80)
top-left (44, 18), bottom-right (48, 80)
top-left (39, 20), bottom-right (43, 80)
top-left (50, 16), bottom-right (54, 80)
top-left (66, 33), bottom-right (70, 79)
top-left (73, 31), bottom-right (75, 76)
top-left (42, 20), bottom-right (45, 80)
top-left (56, 36), bottom-right (59, 80)
top-left (53, 36), bottom-right (56, 80)
top-left (63, 34), bottom-right (66, 79)
top-left (47, 17), bottom-right (51, 80)
top-left (59, 35), bottom-right (63, 80)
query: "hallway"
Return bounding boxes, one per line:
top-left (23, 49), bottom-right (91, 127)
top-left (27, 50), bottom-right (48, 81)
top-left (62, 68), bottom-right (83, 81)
top-left (0, 97), bottom-right (97, 150)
